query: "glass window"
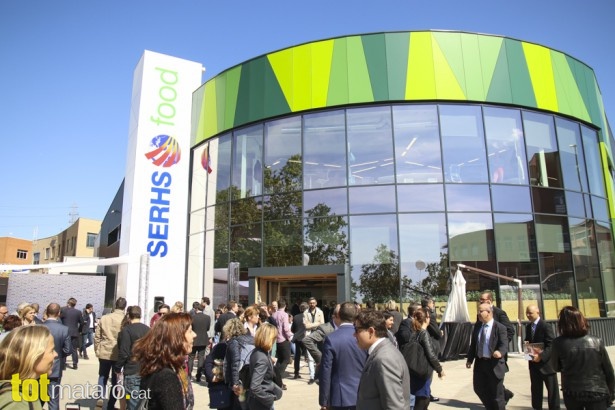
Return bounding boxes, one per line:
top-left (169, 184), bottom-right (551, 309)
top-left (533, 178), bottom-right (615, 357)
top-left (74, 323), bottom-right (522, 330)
top-left (592, 196), bottom-right (609, 222)
top-left (230, 223), bottom-right (262, 269)
top-left (556, 118), bottom-right (588, 192)
top-left (232, 125), bottom-right (263, 199)
top-left (535, 214), bottom-right (576, 319)
top-left (348, 185), bottom-right (396, 214)
top-left (206, 203), bottom-right (230, 231)
top-left (494, 213), bottom-right (539, 285)
top-left (230, 197), bottom-right (261, 226)
top-left (16, 249), bottom-right (27, 259)
top-left (399, 213), bottom-right (448, 296)
top-left (304, 188), bottom-right (348, 217)
top-left (86, 233), bottom-right (97, 248)
top-left (213, 229), bottom-right (229, 269)
top-left (445, 184), bottom-right (491, 212)
top-left (448, 212), bottom-right (493, 262)
top-left (349, 214), bottom-right (399, 303)
top-left (581, 126), bottom-right (606, 197)
top-left (564, 191), bottom-right (586, 218)
top-left (393, 105), bottom-right (442, 183)
top-left (346, 106), bottom-right (394, 185)
top-left (191, 144), bottom-right (207, 211)
top-left (596, 220), bottom-right (615, 317)
top-left (397, 184), bottom-right (445, 212)
top-left (304, 216), bottom-right (349, 265)
top-left (206, 134), bottom-right (232, 206)
top-left (264, 117), bottom-right (302, 194)
top-left (45, 248), bottom-right (50, 260)
top-left (531, 187), bottom-right (567, 215)
top-left (263, 192), bottom-right (302, 221)
top-left (491, 185), bottom-right (531, 213)
top-left (440, 105), bottom-right (488, 183)
top-left (569, 218), bottom-right (602, 318)
top-left (484, 107), bottom-right (528, 184)
top-left (304, 110), bottom-right (347, 189)
top-left (264, 219), bottom-right (303, 267)
top-left (523, 112), bottom-right (562, 188)
top-left (33, 252), bottom-right (40, 265)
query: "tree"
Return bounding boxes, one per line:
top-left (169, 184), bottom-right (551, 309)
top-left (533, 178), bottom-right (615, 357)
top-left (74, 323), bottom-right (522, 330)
top-left (418, 251), bottom-right (450, 296)
top-left (304, 203), bottom-right (348, 265)
top-left (358, 245), bottom-right (411, 303)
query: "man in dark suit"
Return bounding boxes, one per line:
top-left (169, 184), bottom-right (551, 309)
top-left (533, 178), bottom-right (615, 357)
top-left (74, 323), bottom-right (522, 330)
top-left (319, 302), bottom-right (367, 410)
top-left (525, 305), bottom-right (560, 410)
top-left (81, 303), bottom-right (96, 359)
top-left (422, 296), bottom-right (443, 402)
top-left (188, 301), bottom-right (211, 382)
top-left (355, 309), bottom-right (410, 410)
top-left (291, 302), bottom-right (308, 379)
top-left (44, 303), bottom-right (72, 410)
top-left (466, 303), bottom-right (509, 410)
top-left (60, 297), bottom-right (84, 369)
top-left (214, 300), bottom-right (238, 335)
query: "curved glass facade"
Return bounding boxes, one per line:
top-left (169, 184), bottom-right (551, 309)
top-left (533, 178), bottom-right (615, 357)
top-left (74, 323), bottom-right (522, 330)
top-left (189, 102), bottom-right (615, 320)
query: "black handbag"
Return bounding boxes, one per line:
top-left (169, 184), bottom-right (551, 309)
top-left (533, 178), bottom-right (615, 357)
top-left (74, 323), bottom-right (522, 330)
top-left (208, 383), bottom-right (233, 409)
top-left (401, 330), bottom-right (432, 379)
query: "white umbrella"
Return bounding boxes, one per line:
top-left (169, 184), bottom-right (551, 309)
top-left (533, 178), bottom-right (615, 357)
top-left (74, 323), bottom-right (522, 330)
top-left (441, 268), bottom-right (471, 322)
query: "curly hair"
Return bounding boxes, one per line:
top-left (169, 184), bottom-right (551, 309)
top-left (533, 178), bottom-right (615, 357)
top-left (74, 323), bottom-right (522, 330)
top-left (133, 312), bottom-right (192, 376)
top-left (223, 318), bottom-right (246, 340)
top-left (0, 325), bottom-right (52, 380)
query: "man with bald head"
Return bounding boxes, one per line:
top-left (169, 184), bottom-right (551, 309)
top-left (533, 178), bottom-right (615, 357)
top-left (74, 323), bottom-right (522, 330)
top-left (525, 305), bottom-right (560, 410)
top-left (44, 303), bottom-right (72, 410)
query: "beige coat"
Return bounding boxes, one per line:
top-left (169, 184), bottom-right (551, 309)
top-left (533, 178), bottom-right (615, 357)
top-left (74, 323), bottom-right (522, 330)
top-left (94, 309), bottom-right (124, 360)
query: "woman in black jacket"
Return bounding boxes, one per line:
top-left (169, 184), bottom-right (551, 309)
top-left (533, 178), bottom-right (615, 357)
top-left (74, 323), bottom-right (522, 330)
top-left (248, 323), bottom-right (283, 410)
top-left (551, 306), bottom-right (614, 409)
top-left (204, 341), bottom-right (232, 410)
top-left (223, 318), bottom-right (255, 410)
top-left (410, 309), bottom-right (445, 410)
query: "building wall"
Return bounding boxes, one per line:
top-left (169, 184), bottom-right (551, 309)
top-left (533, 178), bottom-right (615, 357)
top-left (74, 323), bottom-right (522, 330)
top-left (0, 237), bottom-right (32, 265)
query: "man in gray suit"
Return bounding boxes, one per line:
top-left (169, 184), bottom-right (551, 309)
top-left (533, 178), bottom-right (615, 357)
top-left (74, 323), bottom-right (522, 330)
top-left (355, 309), bottom-right (410, 410)
top-left (44, 303), bottom-right (72, 410)
top-left (466, 303), bottom-right (509, 410)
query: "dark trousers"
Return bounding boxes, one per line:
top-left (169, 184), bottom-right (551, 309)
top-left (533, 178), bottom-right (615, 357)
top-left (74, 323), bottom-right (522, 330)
top-left (274, 340), bottom-right (291, 386)
top-left (188, 345), bottom-right (206, 378)
top-left (97, 359), bottom-right (118, 410)
top-left (81, 329), bottom-right (94, 355)
top-left (529, 364), bottom-right (560, 409)
top-left (563, 396), bottom-right (609, 410)
top-left (70, 335), bottom-right (80, 365)
top-left (473, 359), bottom-right (506, 410)
top-left (47, 377), bottom-right (61, 410)
top-left (293, 341), bottom-right (305, 375)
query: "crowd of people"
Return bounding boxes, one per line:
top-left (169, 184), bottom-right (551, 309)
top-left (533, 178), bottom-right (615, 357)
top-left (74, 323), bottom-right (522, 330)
top-left (0, 291), bottom-right (614, 410)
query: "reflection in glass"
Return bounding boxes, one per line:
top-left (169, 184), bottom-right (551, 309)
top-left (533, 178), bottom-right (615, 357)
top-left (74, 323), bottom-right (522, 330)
top-left (304, 111), bottom-right (347, 189)
top-left (399, 213), bottom-right (448, 296)
top-left (535, 214), bottom-right (576, 319)
top-left (264, 117), bottom-right (302, 194)
top-left (207, 203), bottom-right (229, 231)
top-left (349, 214), bottom-right (399, 303)
top-left (581, 126), bottom-right (606, 197)
top-left (397, 184), bottom-right (444, 212)
top-left (191, 145), bottom-right (207, 211)
top-left (440, 105), bottom-right (488, 183)
top-left (349, 186), bottom-right (396, 214)
top-left (263, 192), bottom-right (302, 221)
top-left (207, 134), bottom-right (232, 206)
top-left (523, 112), bottom-right (562, 188)
top-left (304, 216), bottom-right (349, 265)
top-left (214, 229), bottom-right (229, 269)
top-left (230, 223), bottom-right (262, 269)
top-left (445, 184), bottom-right (491, 212)
top-left (569, 217), bottom-right (601, 318)
top-left (556, 118), bottom-right (588, 192)
top-left (393, 105), bottom-right (443, 183)
top-left (494, 213), bottom-right (539, 286)
top-left (484, 107), bottom-right (528, 184)
top-left (596, 220), bottom-right (615, 317)
top-left (448, 212), bottom-right (493, 263)
top-left (264, 219), bottom-right (302, 267)
top-left (232, 125), bottom-right (263, 199)
top-left (531, 187), bottom-right (566, 215)
top-left (564, 191), bottom-right (586, 218)
top-left (591, 196), bottom-right (609, 222)
top-left (346, 106), bottom-right (394, 185)
top-left (491, 185), bottom-right (531, 213)
top-left (304, 188), bottom-right (348, 217)
top-left (230, 197), bottom-right (262, 226)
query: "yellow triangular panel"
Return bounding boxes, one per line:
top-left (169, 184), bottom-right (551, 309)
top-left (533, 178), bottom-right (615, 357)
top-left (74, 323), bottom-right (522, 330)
top-left (267, 48), bottom-right (294, 111)
top-left (406, 32), bottom-right (436, 99)
top-left (477, 36), bottom-right (503, 96)
top-left (291, 44), bottom-right (312, 112)
top-left (432, 36), bottom-right (466, 100)
top-left (311, 40), bottom-right (334, 108)
top-left (522, 43), bottom-right (558, 112)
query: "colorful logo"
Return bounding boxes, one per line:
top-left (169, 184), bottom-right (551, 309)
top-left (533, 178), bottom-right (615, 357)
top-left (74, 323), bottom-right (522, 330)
top-left (144, 135), bottom-right (181, 167)
top-left (201, 145), bottom-right (212, 174)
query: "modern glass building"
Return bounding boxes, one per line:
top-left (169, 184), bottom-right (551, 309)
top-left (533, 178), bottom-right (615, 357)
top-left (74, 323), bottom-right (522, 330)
top-left (187, 31), bottom-right (615, 321)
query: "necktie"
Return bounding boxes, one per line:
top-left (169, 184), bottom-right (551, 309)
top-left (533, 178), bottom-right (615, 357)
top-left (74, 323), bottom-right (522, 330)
top-left (477, 323), bottom-right (489, 358)
top-left (531, 322), bottom-right (537, 340)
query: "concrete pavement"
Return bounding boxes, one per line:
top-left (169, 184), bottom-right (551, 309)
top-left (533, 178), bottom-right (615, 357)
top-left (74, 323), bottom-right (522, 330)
top-left (57, 345), bottom-right (615, 410)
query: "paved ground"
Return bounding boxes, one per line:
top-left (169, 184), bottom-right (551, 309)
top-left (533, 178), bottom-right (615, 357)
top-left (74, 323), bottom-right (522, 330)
top-left (57, 345), bottom-right (615, 410)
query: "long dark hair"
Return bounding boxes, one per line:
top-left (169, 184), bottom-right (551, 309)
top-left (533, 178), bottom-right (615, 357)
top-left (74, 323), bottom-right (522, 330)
top-left (557, 306), bottom-right (589, 337)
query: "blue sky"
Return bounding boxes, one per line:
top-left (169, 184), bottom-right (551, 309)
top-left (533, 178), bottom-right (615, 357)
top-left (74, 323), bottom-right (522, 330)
top-left (1, 0), bottom-right (614, 240)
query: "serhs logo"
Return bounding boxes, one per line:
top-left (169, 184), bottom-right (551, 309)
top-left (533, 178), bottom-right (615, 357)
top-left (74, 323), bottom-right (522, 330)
top-left (145, 135), bottom-right (181, 167)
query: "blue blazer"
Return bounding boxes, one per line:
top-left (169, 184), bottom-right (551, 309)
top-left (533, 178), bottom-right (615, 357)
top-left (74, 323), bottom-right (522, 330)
top-left (43, 319), bottom-right (71, 378)
top-left (319, 324), bottom-right (367, 407)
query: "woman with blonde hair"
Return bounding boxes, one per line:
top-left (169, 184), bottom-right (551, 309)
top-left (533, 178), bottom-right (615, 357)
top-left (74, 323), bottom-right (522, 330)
top-left (223, 318), bottom-right (254, 409)
top-left (133, 313), bottom-right (196, 410)
top-left (248, 322), bottom-right (283, 410)
top-left (243, 305), bottom-right (261, 336)
top-left (171, 301), bottom-right (184, 313)
top-left (0, 325), bottom-right (58, 409)
top-left (19, 305), bottom-right (37, 326)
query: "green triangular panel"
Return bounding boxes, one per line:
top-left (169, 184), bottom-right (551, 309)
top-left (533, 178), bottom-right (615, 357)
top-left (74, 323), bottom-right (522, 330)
top-left (347, 36), bottom-right (374, 103)
top-left (267, 48), bottom-right (294, 111)
top-left (477, 36), bottom-right (504, 97)
top-left (214, 74), bottom-right (226, 134)
top-left (504, 39), bottom-right (536, 108)
top-left (263, 57), bottom-right (291, 119)
top-left (486, 41), bottom-right (513, 103)
top-left (584, 69), bottom-right (602, 127)
top-left (196, 84), bottom-right (212, 144)
top-left (327, 38), bottom-right (349, 106)
top-left (223, 66), bottom-right (241, 130)
top-left (460, 33), bottom-right (486, 101)
top-left (384, 32), bottom-right (409, 101)
top-left (362, 33), bottom-right (389, 101)
top-left (567, 56), bottom-right (599, 126)
top-left (246, 57), bottom-right (267, 123)
top-left (551, 52), bottom-right (590, 121)
top-left (433, 32), bottom-right (466, 96)
top-left (234, 62), bottom-right (254, 126)
top-left (431, 33), bottom-right (466, 100)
